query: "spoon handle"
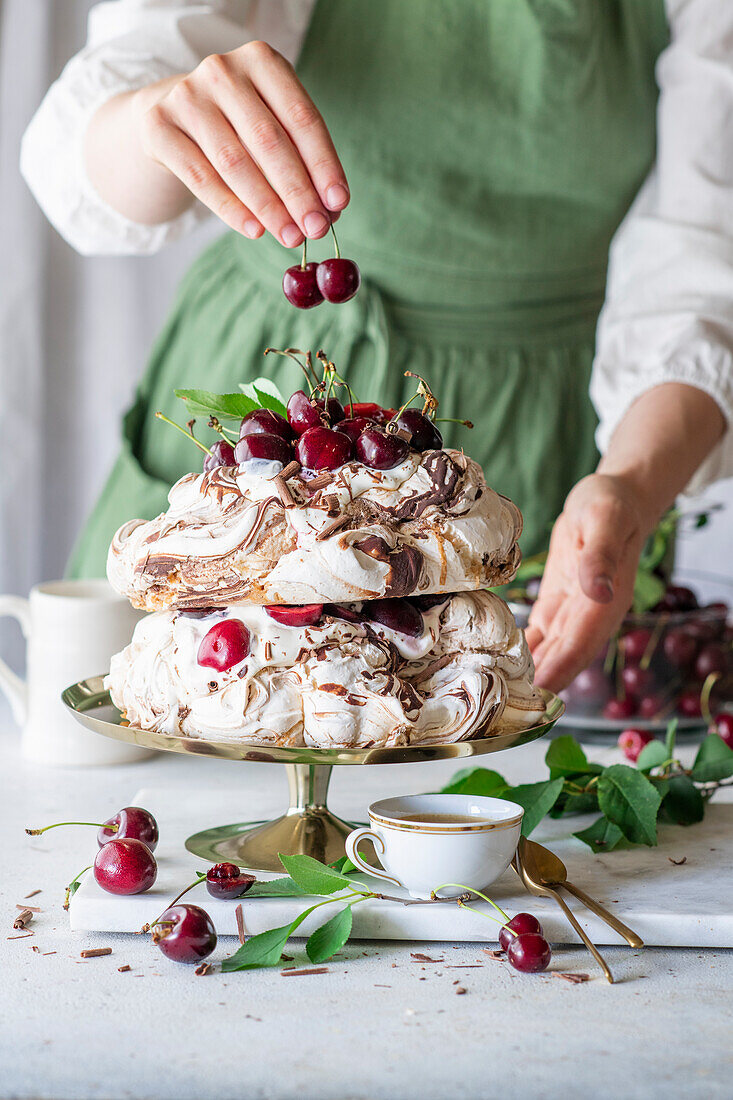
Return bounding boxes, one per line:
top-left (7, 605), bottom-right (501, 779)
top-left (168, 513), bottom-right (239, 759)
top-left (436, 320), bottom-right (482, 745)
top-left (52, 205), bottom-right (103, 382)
top-left (546, 887), bottom-right (615, 984)
top-left (561, 882), bottom-right (644, 949)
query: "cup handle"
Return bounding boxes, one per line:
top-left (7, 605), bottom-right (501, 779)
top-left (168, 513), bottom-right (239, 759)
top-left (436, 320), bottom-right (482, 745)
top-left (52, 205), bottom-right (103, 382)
top-left (0, 596), bottom-right (31, 725)
top-left (345, 827), bottom-right (403, 889)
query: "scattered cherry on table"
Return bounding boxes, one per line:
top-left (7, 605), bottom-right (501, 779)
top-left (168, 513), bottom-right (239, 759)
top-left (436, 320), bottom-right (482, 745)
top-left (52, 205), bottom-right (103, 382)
top-left (506, 931), bottom-right (552, 973)
top-left (94, 838), bottom-right (157, 896)
top-left (152, 904), bottom-right (217, 963)
top-left (498, 912), bottom-right (543, 952)
top-left (206, 862), bottom-right (256, 900)
top-left (97, 807), bottom-right (159, 851)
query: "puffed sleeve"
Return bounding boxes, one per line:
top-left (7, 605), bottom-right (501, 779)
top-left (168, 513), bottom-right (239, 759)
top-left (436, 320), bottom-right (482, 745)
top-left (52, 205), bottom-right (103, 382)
top-left (19, 0), bottom-right (314, 256)
top-left (590, 0), bottom-right (733, 493)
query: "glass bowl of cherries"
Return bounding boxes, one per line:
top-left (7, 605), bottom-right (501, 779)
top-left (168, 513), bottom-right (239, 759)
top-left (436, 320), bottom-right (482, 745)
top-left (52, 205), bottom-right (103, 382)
top-left (508, 508), bottom-right (732, 739)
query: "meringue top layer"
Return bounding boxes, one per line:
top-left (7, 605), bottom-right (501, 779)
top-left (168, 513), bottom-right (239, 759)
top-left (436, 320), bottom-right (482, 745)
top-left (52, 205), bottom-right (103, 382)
top-left (107, 449), bottom-right (523, 609)
top-left (106, 591), bottom-right (544, 749)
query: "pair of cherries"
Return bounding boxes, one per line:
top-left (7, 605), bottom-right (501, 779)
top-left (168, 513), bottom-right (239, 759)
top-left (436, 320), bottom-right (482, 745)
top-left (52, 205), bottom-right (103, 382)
top-left (194, 596), bottom-right (427, 674)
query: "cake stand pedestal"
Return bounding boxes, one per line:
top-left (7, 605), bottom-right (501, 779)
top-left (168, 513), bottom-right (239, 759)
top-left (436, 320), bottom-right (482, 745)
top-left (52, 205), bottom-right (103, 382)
top-left (62, 677), bottom-right (564, 872)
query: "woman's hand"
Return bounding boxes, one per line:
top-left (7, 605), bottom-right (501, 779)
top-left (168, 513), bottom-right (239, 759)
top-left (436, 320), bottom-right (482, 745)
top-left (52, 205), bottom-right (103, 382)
top-left (87, 42), bottom-right (349, 243)
top-left (525, 474), bottom-right (646, 693)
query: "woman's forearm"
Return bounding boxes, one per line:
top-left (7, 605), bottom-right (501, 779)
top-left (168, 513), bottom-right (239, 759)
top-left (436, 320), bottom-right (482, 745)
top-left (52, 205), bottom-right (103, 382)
top-left (597, 383), bottom-right (726, 531)
top-left (84, 77), bottom-right (192, 225)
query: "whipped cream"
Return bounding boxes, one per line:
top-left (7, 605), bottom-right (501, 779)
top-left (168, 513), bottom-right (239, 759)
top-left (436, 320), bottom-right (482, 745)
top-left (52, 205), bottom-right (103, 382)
top-left (107, 450), bottom-right (523, 610)
top-left (106, 591), bottom-right (544, 748)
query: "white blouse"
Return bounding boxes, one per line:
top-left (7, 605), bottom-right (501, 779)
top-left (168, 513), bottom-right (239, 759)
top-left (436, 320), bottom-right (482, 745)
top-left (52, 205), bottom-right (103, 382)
top-left (19, 0), bottom-right (733, 493)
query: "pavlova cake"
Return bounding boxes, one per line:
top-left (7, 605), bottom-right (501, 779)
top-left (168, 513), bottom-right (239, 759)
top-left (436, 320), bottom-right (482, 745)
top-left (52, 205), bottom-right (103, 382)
top-left (106, 349), bottom-right (544, 748)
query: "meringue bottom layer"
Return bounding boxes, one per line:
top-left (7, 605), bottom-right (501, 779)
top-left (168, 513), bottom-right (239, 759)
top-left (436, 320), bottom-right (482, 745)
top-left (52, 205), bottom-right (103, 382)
top-left (106, 591), bottom-right (545, 749)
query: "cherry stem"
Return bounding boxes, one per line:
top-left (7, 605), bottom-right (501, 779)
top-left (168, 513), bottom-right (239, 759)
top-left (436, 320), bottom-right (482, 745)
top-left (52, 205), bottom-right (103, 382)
top-left (26, 821), bottom-right (117, 836)
top-left (329, 220), bottom-right (341, 260)
top-left (640, 613), bottom-right (667, 671)
top-left (155, 412), bottom-right (213, 457)
top-left (434, 417), bottom-right (474, 429)
top-left (208, 416), bottom-right (239, 443)
top-left (701, 671), bottom-right (721, 726)
top-left (404, 371), bottom-right (439, 419)
top-left (432, 882), bottom-right (511, 924)
top-left (64, 865), bottom-right (93, 911)
top-left (301, 239), bottom-right (308, 271)
top-left (146, 872), bottom-right (207, 932)
top-left (264, 347), bottom-right (320, 394)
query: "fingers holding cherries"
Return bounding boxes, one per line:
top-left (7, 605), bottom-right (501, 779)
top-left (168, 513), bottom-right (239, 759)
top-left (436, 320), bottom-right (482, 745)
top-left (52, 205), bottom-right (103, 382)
top-left (138, 41), bottom-right (349, 246)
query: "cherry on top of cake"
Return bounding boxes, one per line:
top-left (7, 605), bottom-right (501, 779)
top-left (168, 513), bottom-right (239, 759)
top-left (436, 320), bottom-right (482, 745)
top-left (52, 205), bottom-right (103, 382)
top-left (156, 348), bottom-right (473, 479)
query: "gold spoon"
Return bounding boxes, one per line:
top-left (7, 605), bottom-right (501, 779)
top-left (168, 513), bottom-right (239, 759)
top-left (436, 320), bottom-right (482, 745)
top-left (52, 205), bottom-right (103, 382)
top-left (513, 839), bottom-right (614, 984)
top-left (520, 837), bottom-right (643, 948)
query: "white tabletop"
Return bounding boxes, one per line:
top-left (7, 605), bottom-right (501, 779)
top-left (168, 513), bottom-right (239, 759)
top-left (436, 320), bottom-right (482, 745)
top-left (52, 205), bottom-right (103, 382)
top-left (3, 707), bottom-right (732, 1100)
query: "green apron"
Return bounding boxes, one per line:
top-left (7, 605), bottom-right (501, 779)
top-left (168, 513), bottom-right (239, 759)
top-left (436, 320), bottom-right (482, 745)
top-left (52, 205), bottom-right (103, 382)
top-left (70, 0), bottom-right (668, 579)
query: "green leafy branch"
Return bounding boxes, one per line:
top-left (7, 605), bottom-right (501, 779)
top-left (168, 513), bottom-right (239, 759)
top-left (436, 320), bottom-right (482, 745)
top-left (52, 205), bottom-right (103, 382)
top-left (221, 854), bottom-right (478, 973)
top-left (440, 725), bottom-right (733, 854)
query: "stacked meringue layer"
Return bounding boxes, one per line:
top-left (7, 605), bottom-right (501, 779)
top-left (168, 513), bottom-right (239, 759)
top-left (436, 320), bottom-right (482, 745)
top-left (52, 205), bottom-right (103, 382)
top-left (108, 591), bottom-right (544, 748)
top-left (106, 442), bottom-right (543, 748)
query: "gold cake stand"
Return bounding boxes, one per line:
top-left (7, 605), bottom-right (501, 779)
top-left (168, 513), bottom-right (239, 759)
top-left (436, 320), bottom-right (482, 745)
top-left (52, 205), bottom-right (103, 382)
top-left (62, 676), bottom-right (564, 872)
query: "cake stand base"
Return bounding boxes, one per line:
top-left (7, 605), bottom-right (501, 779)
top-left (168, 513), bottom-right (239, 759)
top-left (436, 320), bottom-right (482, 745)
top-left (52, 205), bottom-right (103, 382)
top-left (185, 763), bottom-right (359, 870)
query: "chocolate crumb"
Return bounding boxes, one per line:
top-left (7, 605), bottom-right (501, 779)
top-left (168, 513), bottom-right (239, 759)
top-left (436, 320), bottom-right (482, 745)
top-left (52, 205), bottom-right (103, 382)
top-left (455, 986), bottom-right (467, 995)
top-left (411, 952), bottom-right (444, 963)
top-left (80, 948), bottom-right (112, 959)
top-left (280, 967), bottom-right (329, 977)
top-left (31, 945), bottom-right (40, 953)
top-left (235, 904), bottom-right (246, 945)
top-left (668, 856), bottom-right (687, 865)
top-left (483, 949), bottom-right (505, 960)
top-left (552, 972), bottom-right (591, 984)
top-left (195, 962), bottom-right (213, 976)
top-left (118, 965), bottom-right (131, 973)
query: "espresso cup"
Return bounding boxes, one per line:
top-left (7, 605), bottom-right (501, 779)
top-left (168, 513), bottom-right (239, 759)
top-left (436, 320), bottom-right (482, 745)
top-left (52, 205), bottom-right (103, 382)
top-left (0, 579), bottom-right (150, 766)
top-left (345, 794), bottom-right (523, 900)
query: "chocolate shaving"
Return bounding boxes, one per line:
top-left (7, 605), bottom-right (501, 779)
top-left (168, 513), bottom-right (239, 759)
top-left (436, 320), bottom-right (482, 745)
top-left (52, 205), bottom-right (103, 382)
top-left (316, 514), bottom-right (349, 540)
top-left (552, 972), bottom-right (591, 984)
top-left (264, 641), bottom-right (272, 661)
top-left (411, 953), bottom-right (444, 963)
top-left (13, 909), bottom-right (34, 929)
top-left (273, 475), bottom-right (295, 508)
top-left (24, 890), bottom-right (41, 899)
top-left (455, 986), bottom-right (467, 995)
top-left (668, 856), bottom-right (687, 865)
top-left (195, 962), bottom-right (213, 976)
top-left (483, 949), bottom-right (505, 960)
top-left (16, 904), bottom-right (41, 913)
top-left (280, 967), bottom-right (329, 977)
top-left (7, 933), bottom-right (34, 940)
top-left (80, 948), bottom-right (112, 958)
top-left (31, 945), bottom-right (40, 953)
top-left (118, 965), bottom-right (131, 972)
top-left (275, 460), bottom-right (301, 481)
top-left (323, 493), bottom-right (340, 516)
top-left (444, 964), bottom-right (483, 969)
top-left (235, 904), bottom-right (246, 945)
top-left (303, 472), bottom-right (333, 491)
top-left (42, 951), bottom-right (56, 956)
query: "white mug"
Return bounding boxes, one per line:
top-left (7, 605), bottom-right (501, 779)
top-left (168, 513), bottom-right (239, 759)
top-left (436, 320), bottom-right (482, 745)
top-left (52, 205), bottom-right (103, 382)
top-left (346, 794), bottom-right (523, 900)
top-left (0, 579), bottom-right (151, 766)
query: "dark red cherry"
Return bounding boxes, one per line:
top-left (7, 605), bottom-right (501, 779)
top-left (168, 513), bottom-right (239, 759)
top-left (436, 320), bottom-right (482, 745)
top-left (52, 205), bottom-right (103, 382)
top-left (197, 620), bottom-right (250, 671)
top-left (618, 728), bottom-right (655, 763)
top-left (356, 427), bottom-right (410, 470)
top-left (153, 904), bottom-right (216, 964)
top-left (663, 628), bottom-right (698, 669)
top-left (638, 693), bottom-right (664, 719)
top-left (367, 598), bottom-right (424, 638)
top-left (654, 585), bottom-right (699, 613)
top-left (678, 690), bottom-right (702, 718)
top-left (695, 643), bottom-right (729, 681)
top-left (324, 603), bottom-right (364, 624)
top-left (711, 712), bottom-right (733, 749)
top-left (346, 402), bottom-right (389, 422)
top-left (603, 696), bottom-right (636, 721)
top-left (563, 666), bottom-right (612, 711)
top-left (412, 594), bottom-right (450, 611)
top-left (316, 258), bottom-right (361, 303)
top-left (498, 912), bottom-right (542, 952)
top-left (239, 409), bottom-right (294, 442)
top-left (265, 604), bottom-right (324, 628)
top-left (282, 262), bottom-right (324, 309)
top-left (94, 838), bottom-right (157, 896)
top-left (295, 425), bottom-right (353, 470)
top-left (234, 432), bottom-right (292, 466)
top-left (336, 415), bottom-right (375, 443)
top-left (507, 932), bottom-right (552, 973)
top-left (619, 629), bottom-right (652, 664)
top-left (203, 440), bottom-right (236, 473)
top-left (621, 665), bottom-right (654, 700)
top-left (97, 807), bottom-right (159, 851)
top-left (392, 409), bottom-right (443, 451)
top-left (287, 390), bottom-right (326, 434)
top-left (206, 862), bottom-right (256, 900)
